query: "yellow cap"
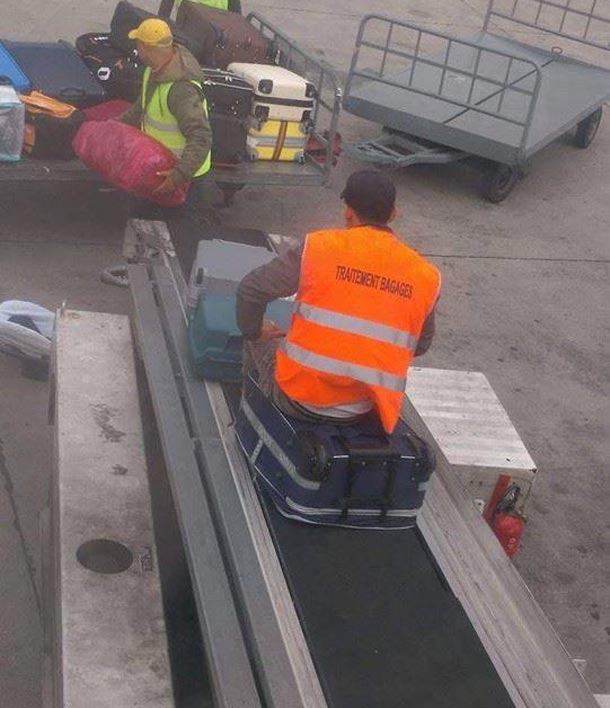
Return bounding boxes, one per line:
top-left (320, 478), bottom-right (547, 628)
top-left (128, 18), bottom-right (173, 47)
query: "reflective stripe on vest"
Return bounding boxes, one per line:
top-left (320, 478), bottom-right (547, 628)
top-left (275, 227), bottom-right (441, 433)
top-left (295, 302), bottom-right (419, 350)
top-left (282, 341), bottom-right (407, 393)
top-left (141, 66), bottom-right (211, 177)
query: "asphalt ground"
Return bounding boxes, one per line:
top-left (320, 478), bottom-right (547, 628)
top-left (0, 0), bottom-right (608, 705)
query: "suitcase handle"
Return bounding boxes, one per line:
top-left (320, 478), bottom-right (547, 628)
top-left (341, 436), bottom-right (401, 461)
top-left (59, 88), bottom-right (87, 99)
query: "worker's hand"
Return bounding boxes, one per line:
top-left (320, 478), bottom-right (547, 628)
top-left (153, 169), bottom-right (182, 195)
top-left (255, 320), bottom-right (285, 343)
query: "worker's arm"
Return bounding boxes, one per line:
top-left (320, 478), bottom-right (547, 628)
top-left (167, 81), bottom-right (213, 183)
top-left (237, 244), bottom-right (303, 340)
top-left (414, 306), bottom-right (437, 356)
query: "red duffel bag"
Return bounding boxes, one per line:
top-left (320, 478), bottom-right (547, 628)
top-left (73, 120), bottom-right (188, 207)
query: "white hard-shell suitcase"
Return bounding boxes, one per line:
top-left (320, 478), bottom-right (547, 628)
top-left (227, 62), bottom-right (316, 123)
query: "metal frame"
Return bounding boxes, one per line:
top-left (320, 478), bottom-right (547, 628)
top-left (345, 130), bottom-right (468, 167)
top-left (130, 266), bottom-right (263, 708)
top-left (245, 12), bottom-right (343, 185)
top-left (484, 0), bottom-right (610, 52)
top-left (129, 257), bottom-right (327, 708)
top-left (344, 15), bottom-right (542, 155)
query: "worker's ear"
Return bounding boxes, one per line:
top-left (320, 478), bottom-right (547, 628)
top-left (387, 206), bottom-right (398, 224)
top-left (344, 204), bottom-right (358, 227)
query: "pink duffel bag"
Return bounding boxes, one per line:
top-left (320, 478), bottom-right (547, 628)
top-left (73, 120), bottom-right (188, 207)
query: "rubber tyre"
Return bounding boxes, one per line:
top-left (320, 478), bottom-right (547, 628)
top-left (100, 264), bottom-right (129, 288)
top-left (481, 163), bottom-right (519, 204)
top-left (574, 108), bottom-right (602, 149)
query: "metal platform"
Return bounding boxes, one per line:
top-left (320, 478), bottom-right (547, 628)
top-left (0, 154), bottom-right (327, 187)
top-left (344, 1), bottom-right (610, 170)
top-left (0, 158), bottom-right (98, 182)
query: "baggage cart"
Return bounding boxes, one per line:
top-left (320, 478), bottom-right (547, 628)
top-left (343, 0), bottom-right (610, 201)
top-left (0, 10), bottom-right (342, 206)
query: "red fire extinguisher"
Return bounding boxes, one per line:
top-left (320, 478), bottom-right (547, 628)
top-left (485, 475), bottom-right (526, 558)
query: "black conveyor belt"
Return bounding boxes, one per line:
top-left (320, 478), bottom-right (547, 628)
top-left (222, 383), bottom-right (515, 708)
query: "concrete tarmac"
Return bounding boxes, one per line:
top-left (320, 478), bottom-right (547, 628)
top-left (0, 0), bottom-right (608, 705)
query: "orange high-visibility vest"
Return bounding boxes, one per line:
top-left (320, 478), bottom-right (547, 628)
top-left (275, 226), bottom-right (441, 433)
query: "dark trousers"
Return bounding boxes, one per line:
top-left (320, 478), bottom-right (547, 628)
top-left (243, 339), bottom-right (364, 425)
top-left (128, 173), bottom-right (219, 273)
top-left (128, 173), bottom-right (215, 223)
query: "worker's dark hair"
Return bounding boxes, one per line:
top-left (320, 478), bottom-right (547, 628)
top-left (340, 169), bottom-right (396, 224)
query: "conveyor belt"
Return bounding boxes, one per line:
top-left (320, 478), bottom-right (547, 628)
top-left (222, 383), bottom-right (515, 708)
top-left (129, 234), bottom-right (600, 707)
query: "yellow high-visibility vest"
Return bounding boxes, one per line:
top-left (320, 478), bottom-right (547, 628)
top-left (175, 0), bottom-right (229, 11)
top-left (141, 66), bottom-right (211, 178)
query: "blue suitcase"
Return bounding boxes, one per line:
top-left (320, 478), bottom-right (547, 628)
top-left (0, 42), bottom-right (31, 93)
top-left (235, 374), bottom-right (435, 529)
top-left (0, 40), bottom-right (106, 108)
top-left (189, 292), bottom-right (291, 381)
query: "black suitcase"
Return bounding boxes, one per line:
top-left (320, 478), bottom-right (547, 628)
top-left (23, 110), bottom-right (85, 160)
top-left (210, 112), bottom-right (248, 165)
top-left (110, 1), bottom-right (204, 58)
top-left (76, 33), bottom-right (143, 103)
top-left (1, 40), bottom-right (106, 108)
top-left (201, 67), bottom-right (252, 118)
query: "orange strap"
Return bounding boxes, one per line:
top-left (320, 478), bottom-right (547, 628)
top-left (272, 121), bottom-right (288, 161)
top-left (18, 91), bottom-right (77, 119)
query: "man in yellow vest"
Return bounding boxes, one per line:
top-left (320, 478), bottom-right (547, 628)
top-left (120, 18), bottom-right (212, 226)
top-left (237, 170), bottom-right (441, 433)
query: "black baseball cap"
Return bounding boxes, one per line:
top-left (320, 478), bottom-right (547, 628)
top-left (340, 169), bottom-right (396, 224)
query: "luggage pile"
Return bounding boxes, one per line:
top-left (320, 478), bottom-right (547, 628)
top-left (0, 0), bottom-right (334, 180)
top-left (228, 63), bottom-right (316, 163)
top-left (0, 38), bottom-right (104, 161)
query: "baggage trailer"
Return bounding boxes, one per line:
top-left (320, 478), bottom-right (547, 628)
top-left (125, 222), bottom-right (601, 708)
top-left (343, 0), bottom-right (610, 201)
top-left (0, 11), bottom-right (342, 205)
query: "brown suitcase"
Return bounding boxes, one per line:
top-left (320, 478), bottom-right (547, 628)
top-left (176, 1), bottom-right (273, 69)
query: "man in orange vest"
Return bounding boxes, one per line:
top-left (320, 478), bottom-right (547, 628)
top-left (237, 170), bottom-right (441, 433)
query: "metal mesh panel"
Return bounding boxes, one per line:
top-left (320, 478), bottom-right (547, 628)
top-left (344, 15), bottom-right (542, 151)
top-left (484, 0), bottom-right (610, 51)
top-left (246, 12), bottom-right (342, 177)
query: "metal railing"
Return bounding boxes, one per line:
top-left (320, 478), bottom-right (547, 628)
top-left (484, 0), bottom-right (610, 52)
top-left (344, 15), bottom-right (542, 152)
top-left (247, 13), bottom-right (343, 183)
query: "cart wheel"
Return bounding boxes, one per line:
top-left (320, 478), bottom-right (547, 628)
top-left (574, 108), bottom-right (602, 149)
top-left (481, 163), bottom-right (519, 203)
